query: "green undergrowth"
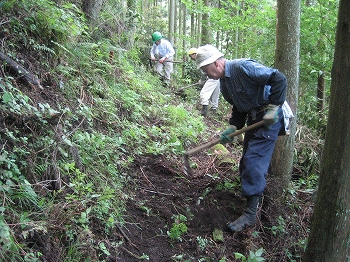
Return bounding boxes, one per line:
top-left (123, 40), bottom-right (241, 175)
top-left (0, 51), bottom-right (205, 261)
top-left (0, 33), bottom-right (207, 262)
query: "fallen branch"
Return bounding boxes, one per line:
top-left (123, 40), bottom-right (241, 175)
top-left (116, 222), bottom-right (141, 258)
top-left (120, 247), bottom-right (144, 260)
top-left (0, 51), bottom-right (43, 89)
top-left (142, 188), bottom-right (175, 197)
top-left (116, 223), bottom-right (132, 244)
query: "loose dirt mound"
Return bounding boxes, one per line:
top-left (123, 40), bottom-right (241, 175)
top-left (111, 142), bottom-right (313, 262)
top-left (115, 153), bottom-right (266, 261)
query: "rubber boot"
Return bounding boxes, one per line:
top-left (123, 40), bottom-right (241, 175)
top-left (227, 196), bottom-right (260, 233)
top-left (201, 105), bottom-right (208, 117)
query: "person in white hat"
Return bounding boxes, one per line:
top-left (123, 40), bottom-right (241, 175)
top-left (196, 44), bottom-right (292, 233)
top-left (188, 47), bottom-right (220, 116)
top-left (150, 32), bottom-right (175, 87)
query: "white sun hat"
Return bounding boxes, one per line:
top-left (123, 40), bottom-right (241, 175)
top-left (196, 45), bottom-right (224, 69)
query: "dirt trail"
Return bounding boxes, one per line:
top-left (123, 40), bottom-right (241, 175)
top-left (115, 152), bottom-right (264, 261)
top-left (113, 125), bottom-right (313, 262)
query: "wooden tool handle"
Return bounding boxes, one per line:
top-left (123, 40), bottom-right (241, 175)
top-left (184, 120), bottom-right (265, 156)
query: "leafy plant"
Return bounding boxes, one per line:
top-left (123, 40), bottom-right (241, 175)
top-left (196, 236), bottom-right (209, 251)
top-left (271, 216), bottom-right (286, 236)
top-left (235, 248), bottom-right (265, 262)
top-left (216, 178), bottom-right (240, 192)
top-left (167, 214), bottom-right (188, 242)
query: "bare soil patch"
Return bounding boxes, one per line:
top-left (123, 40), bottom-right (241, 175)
top-left (113, 146), bottom-right (313, 261)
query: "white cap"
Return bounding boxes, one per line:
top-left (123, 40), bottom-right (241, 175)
top-left (196, 45), bottom-right (224, 69)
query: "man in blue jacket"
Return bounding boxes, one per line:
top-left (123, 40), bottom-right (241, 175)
top-left (195, 44), bottom-right (288, 233)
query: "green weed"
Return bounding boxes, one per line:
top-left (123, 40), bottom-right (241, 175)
top-left (216, 177), bottom-right (240, 192)
top-left (271, 216), bottom-right (286, 236)
top-left (167, 214), bottom-right (188, 242)
top-left (235, 247), bottom-right (265, 262)
top-left (196, 236), bottom-right (209, 251)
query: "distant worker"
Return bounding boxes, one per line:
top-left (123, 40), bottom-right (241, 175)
top-left (188, 48), bottom-right (220, 117)
top-left (150, 32), bottom-right (175, 87)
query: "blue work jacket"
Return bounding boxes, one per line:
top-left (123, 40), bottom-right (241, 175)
top-left (220, 59), bottom-right (287, 129)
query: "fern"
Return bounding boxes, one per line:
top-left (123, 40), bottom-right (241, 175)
top-left (50, 40), bottom-right (73, 55)
top-left (34, 164), bottom-right (47, 178)
top-left (33, 43), bottom-right (56, 55)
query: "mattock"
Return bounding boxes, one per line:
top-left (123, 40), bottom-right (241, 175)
top-left (183, 120), bottom-right (265, 176)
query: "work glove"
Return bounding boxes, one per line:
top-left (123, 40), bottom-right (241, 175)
top-left (263, 104), bottom-right (279, 128)
top-left (220, 125), bottom-right (237, 144)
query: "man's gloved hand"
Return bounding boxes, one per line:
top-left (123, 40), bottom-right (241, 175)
top-left (220, 125), bottom-right (237, 144)
top-left (263, 104), bottom-right (279, 128)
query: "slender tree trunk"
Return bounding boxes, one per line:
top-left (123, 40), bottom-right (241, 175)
top-left (268, 0), bottom-right (300, 198)
top-left (191, 12), bottom-right (195, 43)
top-left (182, 3), bottom-right (187, 78)
top-left (201, 0), bottom-right (210, 44)
top-left (126, 0), bottom-right (136, 47)
top-left (238, 0), bottom-right (244, 57)
top-left (197, 12), bottom-right (201, 44)
top-left (82, 0), bottom-right (103, 24)
top-left (177, 1), bottom-right (180, 38)
top-left (303, 1), bottom-right (350, 260)
top-left (216, 0), bottom-right (221, 46)
top-left (235, 0), bottom-right (241, 57)
top-left (317, 71), bottom-right (325, 116)
top-left (169, 0), bottom-right (175, 45)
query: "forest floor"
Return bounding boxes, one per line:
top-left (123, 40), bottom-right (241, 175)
top-left (3, 50), bottom-right (314, 261)
top-left (111, 115), bottom-right (314, 262)
top-left (13, 82), bottom-right (314, 261)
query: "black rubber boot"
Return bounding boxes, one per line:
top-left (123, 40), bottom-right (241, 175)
top-left (227, 196), bottom-right (260, 233)
top-left (201, 105), bottom-right (208, 117)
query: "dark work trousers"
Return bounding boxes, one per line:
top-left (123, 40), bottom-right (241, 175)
top-left (239, 107), bottom-right (284, 197)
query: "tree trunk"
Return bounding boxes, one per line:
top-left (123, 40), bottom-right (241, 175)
top-left (268, 0), bottom-right (300, 198)
top-left (216, 0), bottom-right (221, 46)
top-left (182, 2), bottom-right (187, 78)
top-left (126, 0), bottom-right (137, 48)
top-left (197, 12), bottom-right (201, 44)
top-left (169, 0), bottom-right (175, 45)
top-left (317, 71), bottom-right (325, 116)
top-left (303, 1), bottom-right (350, 260)
top-left (82, 0), bottom-right (103, 23)
top-left (191, 12), bottom-right (195, 42)
top-left (0, 51), bottom-right (43, 89)
top-left (201, 0), bottom-right (210, 44)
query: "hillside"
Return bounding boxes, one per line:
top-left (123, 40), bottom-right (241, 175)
top-left (0, 2), bottom-right (322, 261)
top-left (0, 46), bottom-right (314, 261)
